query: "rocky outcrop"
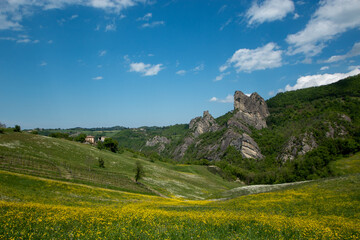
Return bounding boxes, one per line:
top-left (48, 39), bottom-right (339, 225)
top-left (189, 111), bottom-right (220, 137)
top-left (279, 133), bottom-right (318, 162)
top-left (220, 130), bottom-right (263, 159)
top-left (173, 111), bottom-right (221, 159)
top-left (172, 92), bottom-right (268, 161)
top-left (173, 136), bottom-right (195, 159)
top-left (233, 91), bottom-right (270, 129)
top-left (145, 136), bottom-right (171, 153)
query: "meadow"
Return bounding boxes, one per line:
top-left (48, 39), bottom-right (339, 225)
top-left (0, 132), bottom-right (360, 239)
top-left (1, 170), bottom-right (359, 239)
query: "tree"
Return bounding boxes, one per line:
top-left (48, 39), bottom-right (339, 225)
top-left (103, 138), bottom-right (119, 153)
top-left (98, 158), bottom-right (105, 168)
top-left (134, 161), bottom-right (144, 182)
top-left (14, 125), bottom-right (21, 132)
top-left (75, 133), bottom-right (87, 143)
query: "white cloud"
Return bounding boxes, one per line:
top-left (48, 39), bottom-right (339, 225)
top-left (218, 5), bottom-right (227, 14)
top-left (214, 72), bottom-right (230, 82)
top-left (284, 68), bottom-right (360, 91)
top-left (99, 50), bottom-right (107, 56)
top-left (16, 38), bottom-right (31, 43)
top-left (219, 18), bottom-right (232, 31)
top-left (92, 76), bottom-right (103, 80)
top-left (193, 64), bottom-right (204, 72)
top-left (293, 13), bottom-right (299, 19)
top-left (246, 0), bottom-right (295, 25)
top-left (141, 21), bottom-right (164, 28)
top-left (129, 62), bottom-right (164, 76)
top-left (0, 13), bottom-right (22, 30)
top-left (70, 14), bottom-right (78, 20)
top-left (137, 13), bottom-right (152, 21)
top-left (221, 42), bottom-right (282, 73)
top-left (325, 42), bottom-right (360, 63)
top-left (320, 66), bottom-right (329, 71)
top-left (105, 23), bottom-right (116, 31)
top-left (47, 40), bottom-right (53, 44)
top-left (286, 0), bottom-right (360, 56)
top-left (348, 65), bottom-right (360, 70)
top-left (209, 94), bottom-right (233, 103)
top-left (0, 34), bottom-right (36, 43)
top-left (176, 70), bottom-right (186, 75)
top-left (39, 61), bottom-right (47, 66)
top-left (0, 0), bottom-right (142, 31)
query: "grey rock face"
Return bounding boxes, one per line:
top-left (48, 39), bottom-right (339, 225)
top-left (279, 133), bottom-right (318, 162)
top-left (233, 91), bottom-right (270, 129)
top-left (220, 130), bottom-right (263, 159)
top-left (171, 91), bottom-right (269, 160)
top-left (145, 136), bottom-right (171, 153)
top-left (173, 136), bottom-right (195, 159)
top-left (189, 111), bottom-right (220, 137)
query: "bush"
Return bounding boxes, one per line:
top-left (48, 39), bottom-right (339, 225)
top-left (14, 125), bottom-right (21, 132)
top-left (49, 132), bottom-right (69, 139)
top-left (103, 138), bottom-right (119, 153)
top-left (98, 158), bottom-right (105, 168)
top-left (75, 133), bottom-right (87, 143)
top-left (134, 161), bottom-right (145, 182)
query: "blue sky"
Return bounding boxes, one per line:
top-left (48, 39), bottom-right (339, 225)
top-left (1, 0), bottom-right (360, 129)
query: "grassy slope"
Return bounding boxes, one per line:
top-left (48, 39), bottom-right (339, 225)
top-left (0, 156), bottom-right (359, 239)
top-left (0, 131), bottom-right (359, 239)
top-left (0, 132), bottom-right (239, 199)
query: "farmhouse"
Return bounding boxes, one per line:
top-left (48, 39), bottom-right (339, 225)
top-left (85, 135), bottom-right (95, 144)
top-left (98, 136), bottom-right (107, 142)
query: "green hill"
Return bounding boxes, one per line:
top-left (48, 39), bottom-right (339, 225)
top-left (0, 153), bottom-right (359, 239)
top-left (0, 132), bottom-right (239, 199)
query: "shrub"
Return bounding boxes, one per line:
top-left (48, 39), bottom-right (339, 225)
top-left (134, 161), bottom-right (144, 182)
top-left (98, 158), bottom-right (105, 168)
top-left (14, 125), bottom-right (21, 132)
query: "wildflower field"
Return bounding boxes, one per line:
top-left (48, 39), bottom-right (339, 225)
top-left (1, 133), bottom-right (360, 239)
top-left (1, 169), bottom-right (359, 239)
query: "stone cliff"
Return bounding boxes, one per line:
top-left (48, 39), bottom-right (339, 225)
top-left (233, 91), bottom-right (270, 130)
top-left (171, 91), bottom-right (269, 161)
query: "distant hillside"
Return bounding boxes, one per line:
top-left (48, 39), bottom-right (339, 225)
top-left (160, 74), bottom-right (360, 184)
top-left (35, 74), bottom-right (360, 185)
top-left (0, 132), bottom-right (239, 199)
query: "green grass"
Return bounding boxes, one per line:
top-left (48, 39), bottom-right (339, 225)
top-left (0, 170), bottom-right (359, 239)
top-left (330, 152), bottom-right (360, 175)
top-left (1, 131), bottom-right (360, 239)
top-left (0, 132), bottom-right (239, 199)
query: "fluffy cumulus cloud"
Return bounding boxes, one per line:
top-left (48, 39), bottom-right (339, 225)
top-left (209, 94), bottom-right (233, 103)
top-left (129, 62), bottom-right (164, 76)
top-left (325, 41), bottom-right (360, 63)
top-left (284, 68), bottom-right (360, 91)
top-left (0, 0), bottom-right (145, 31)
top-left (286, 0), bottom-right (360, 56)
top-left (246, 0), bottom-right (295, 25)
top-left (220, 42), bottom-right (282, 73)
